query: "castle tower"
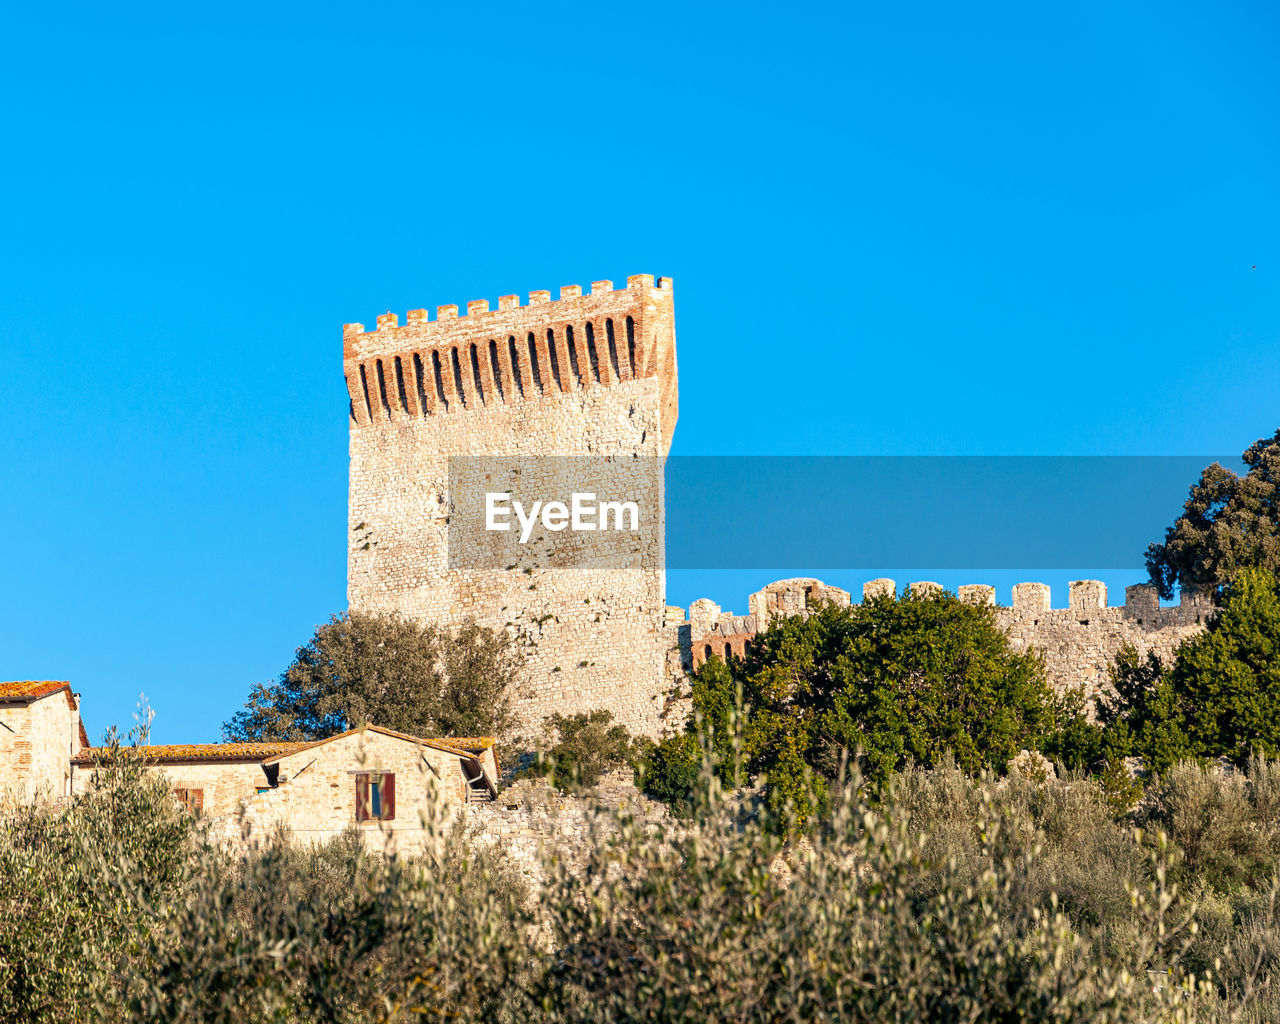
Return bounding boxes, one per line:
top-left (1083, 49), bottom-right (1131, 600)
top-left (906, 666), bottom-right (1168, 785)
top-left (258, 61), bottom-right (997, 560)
top-left (344, 276), bottom-right (678, 737)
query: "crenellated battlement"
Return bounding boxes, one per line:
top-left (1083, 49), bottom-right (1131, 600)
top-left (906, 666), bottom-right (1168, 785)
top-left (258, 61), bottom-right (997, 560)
top-left (343, 275), bottom-right (678, 452)
top-left (670, 577), bottom-right (1215, 684)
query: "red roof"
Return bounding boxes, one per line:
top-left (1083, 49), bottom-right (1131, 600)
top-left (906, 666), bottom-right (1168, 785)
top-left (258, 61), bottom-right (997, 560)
top-left (0, 680), bottom-right (76, 709)
top-left (71, 728), bottom-right (496, 769)
top-left (73, 741), bottom-right (310, 766)
top-left (261, 725), bottom-right (492, 764)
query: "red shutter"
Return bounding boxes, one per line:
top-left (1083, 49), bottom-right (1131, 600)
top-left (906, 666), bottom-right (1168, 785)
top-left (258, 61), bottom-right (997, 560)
top-left (355, 773), bottom-right (369, 822)
top-left (382, 773), bottom-right (395, 820)
top-left (191, 788), bottom-right (204, 815)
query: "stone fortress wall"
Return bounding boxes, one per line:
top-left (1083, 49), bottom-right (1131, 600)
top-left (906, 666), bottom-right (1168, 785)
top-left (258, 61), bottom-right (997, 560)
top-left (345, 273), bottom-right (1212, 741)
top-left (667, 577), bottom-right (1213, 700)
top-left (344, 276), bottom-right (679, 739)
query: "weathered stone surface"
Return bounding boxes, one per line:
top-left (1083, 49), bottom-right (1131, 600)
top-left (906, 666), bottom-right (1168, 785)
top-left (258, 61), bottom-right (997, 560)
top-left (0, 684), bottom-right (82, 805)
top-left (677, 577), bottom-right (1212, 702)
top-left (345, 278), bottom-right (678, 739)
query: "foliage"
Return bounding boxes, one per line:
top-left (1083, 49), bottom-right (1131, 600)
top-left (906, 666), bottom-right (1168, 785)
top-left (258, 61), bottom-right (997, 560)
top-left (538, 709), bottom-right (641, 792)
top-left (1138, 757), bottom-right (1280, 894)
top-left (126, 825), bottom-right (534, 1023)
top-left (0, 717), bottom-right (197, 1024)
top-left (1101, 569), bottom-right (1280, 770)
top-left (1099, 645), bottom-right (1197, 775)
top-left (651, 591), bottom-right (1092, 829)
top-left (635, 731), bottom-right (700, 813)
top-left (1146, 429), bottom-right (1280, 600)
top-left (223, 612), bottom-right (524, 745)
top-left (537, 764), bottom-right (1213, 1024)
top-left (15, 735), bottom-right (1280, 1021)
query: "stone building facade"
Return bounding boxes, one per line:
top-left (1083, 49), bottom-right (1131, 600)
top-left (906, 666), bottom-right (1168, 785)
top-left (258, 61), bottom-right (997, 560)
top-left (0, 681), bottom-right (87, 804)
top-left (70, 726), bottom-right (499, 850)
top-left (344, 276), bottom-right (679, 738)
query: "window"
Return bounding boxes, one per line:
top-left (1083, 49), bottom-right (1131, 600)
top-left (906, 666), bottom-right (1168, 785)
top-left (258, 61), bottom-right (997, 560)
top-left (256, 787), bottom-right (271, 796)
top-left (355, 772), bottom-right (395, 822)
top-left (173, 787), bottom-right (204, 815)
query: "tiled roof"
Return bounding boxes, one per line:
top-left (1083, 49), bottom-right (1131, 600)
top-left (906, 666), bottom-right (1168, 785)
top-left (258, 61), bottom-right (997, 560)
top-left (261, 725), bottom-right (494, 764)
top-left (72, 729), bottom-right (496, 768)
top-left (428, 736), bottom-right (496, 752)
top-left (0, 680), bottom-right (76, 709)
top-left (73, 741), bottom-right (310, 765)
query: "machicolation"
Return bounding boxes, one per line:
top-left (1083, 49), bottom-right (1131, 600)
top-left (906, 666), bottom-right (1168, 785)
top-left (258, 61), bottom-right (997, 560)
top-left (345, 276), bottom-right (678, 739)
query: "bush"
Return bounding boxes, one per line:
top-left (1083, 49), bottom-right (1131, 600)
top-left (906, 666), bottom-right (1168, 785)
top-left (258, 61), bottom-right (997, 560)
top-left (126, 824), bottom-right (534, 1023)
top-left (539, 709), bottom-right (640, 792)
top-left (15, 723), bottom-right (1280, 1022)
top-left (637, 731), bottom-right (701, 813)
top-left (0, 722), bottom-right (197, 1023)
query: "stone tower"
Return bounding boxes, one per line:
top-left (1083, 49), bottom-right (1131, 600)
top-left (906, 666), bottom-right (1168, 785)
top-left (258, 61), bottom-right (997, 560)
top-left (344, 276), bottom-right (678, 737)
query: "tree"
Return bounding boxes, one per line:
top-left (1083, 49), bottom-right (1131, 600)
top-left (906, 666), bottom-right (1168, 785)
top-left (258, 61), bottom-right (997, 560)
top-left (537, 709), bottom-right (640, 792)
top-left (1097, 646), bottom-right (1195, 775)
top-left (1146, 429), bottom-right (1280, 600)
top-left (1101, 569), bottom-right (1280, 770)
top-left (646, 589), bottom-right (1089, 827)
top-left (223, 612), bottom-right (524, 743)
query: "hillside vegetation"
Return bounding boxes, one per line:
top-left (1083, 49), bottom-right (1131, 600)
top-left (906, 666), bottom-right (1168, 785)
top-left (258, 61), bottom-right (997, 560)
top-left (6, 727), bottom-right (1280, 1023)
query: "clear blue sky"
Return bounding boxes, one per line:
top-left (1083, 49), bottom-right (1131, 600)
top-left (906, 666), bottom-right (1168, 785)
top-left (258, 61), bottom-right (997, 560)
top-left (2, 1), bottom-right (1276, 743)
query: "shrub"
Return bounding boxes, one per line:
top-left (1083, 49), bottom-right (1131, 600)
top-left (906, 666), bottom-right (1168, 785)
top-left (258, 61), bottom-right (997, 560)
top-left (1139, 761), bottom-right (1280, 893)
top-left (15, 722), bottom-right (1280, 1022)
top-left (540, 709), bottom-right (640, 792)
top-left (0, 723), bottom-right (197, 1024)
top-left (637, 731), bottom-right (701, 814)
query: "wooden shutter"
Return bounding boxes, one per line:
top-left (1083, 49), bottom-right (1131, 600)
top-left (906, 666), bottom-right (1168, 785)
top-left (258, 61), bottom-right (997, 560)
top-left (382, 773), bottom-right (395, 820)
top-left (355, 773), bottom-right (370, 822)
top-left (190, 788), bottom-right (203, 815)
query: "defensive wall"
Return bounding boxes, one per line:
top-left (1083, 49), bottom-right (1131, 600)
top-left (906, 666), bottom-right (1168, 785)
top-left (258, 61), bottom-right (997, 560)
top-left (668, 577), bottom-right (1213, 699)
top-left (345, 276), bottom-right (679, 739)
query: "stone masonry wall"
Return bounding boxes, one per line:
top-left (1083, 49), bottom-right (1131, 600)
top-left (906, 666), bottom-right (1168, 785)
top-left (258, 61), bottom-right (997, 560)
top-left (669, 577), bottom-right (1212, 700)
top-left (71, 759), bottom-right (271, 818)
top-left (222, 730), bottom-right (474, 853)
top-left (345, 277), bottom-right (679, 740)
top-left (0, 692), bottom-right (80, 804)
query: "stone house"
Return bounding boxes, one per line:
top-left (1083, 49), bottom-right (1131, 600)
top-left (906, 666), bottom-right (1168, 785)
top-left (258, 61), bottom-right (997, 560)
top-left (0, 681), bottom-right (88, 804)
top-left (70, 724), bottom-right (499, 848)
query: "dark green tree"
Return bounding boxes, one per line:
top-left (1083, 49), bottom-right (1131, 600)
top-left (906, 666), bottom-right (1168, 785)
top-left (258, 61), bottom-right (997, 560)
top-left (1097, 646), bottom-right (1195, 775)
top-left (223, 612), bottom-right (523, 743)
top-left (1146, 429), bottom-right (1280, 600)
top-left (647, 589), bottom-right (1091, 827)
top-left (1101, 569), bottom-right (1280, 770)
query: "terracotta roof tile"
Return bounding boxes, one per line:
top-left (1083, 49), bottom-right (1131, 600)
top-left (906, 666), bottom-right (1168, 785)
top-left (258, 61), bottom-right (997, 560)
top-left (72, 741), bottom-right (310, 765)
top-left (0, 680), bottom-right (77, 710)
top-left (0, 680), bottom-right (70, 700)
